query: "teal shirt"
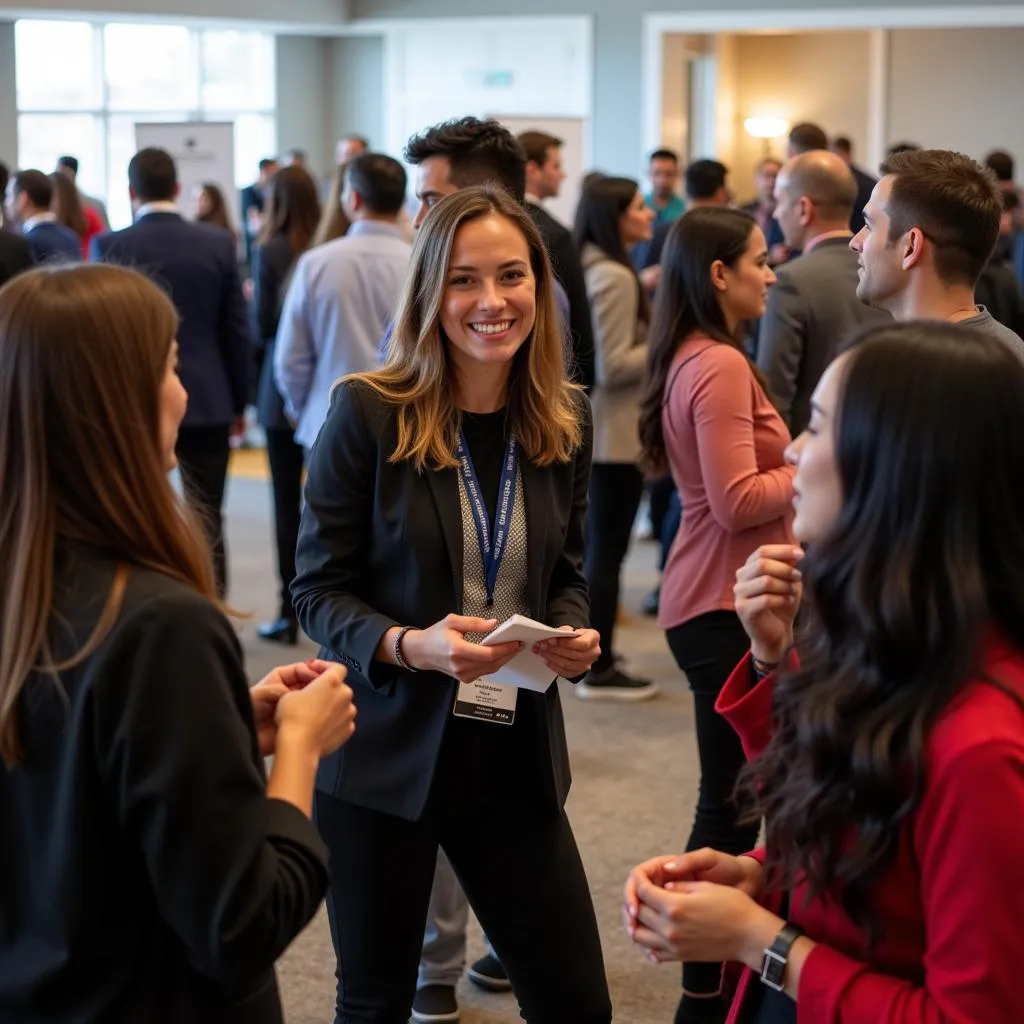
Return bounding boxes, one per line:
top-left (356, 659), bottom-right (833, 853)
top-left (645, 192), bottom-right (686, 224)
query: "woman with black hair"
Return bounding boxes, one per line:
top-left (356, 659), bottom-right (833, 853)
top-left (626, 321), bottom-right (1024, 1023)
top-left (574, 175), bottom-right (657, 700)
top-left (636, 206), bottom-right (790, 1024)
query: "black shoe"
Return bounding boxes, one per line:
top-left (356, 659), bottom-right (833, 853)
top-left (641, 585), bottom-right (661, 617)
top-left (467, 954), bottom-right (513, 992)
top-left (575, 665), bottom-right (659, 702)
top-left (411, 985), bottom-right (459, 1022)
top-left (257, 617), bottom-right (298, 645)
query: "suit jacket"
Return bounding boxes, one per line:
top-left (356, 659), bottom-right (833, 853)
top-left (0, 228), bottom-right (34, 288)
top-left (252, 233), bottom-right (298, 430)
top-left (92, 213), bottom-right (251, 427)
top-left (292, 381), bottom-right (593, 822)
top-left (24, 221), bottom-right (81, 264)
top-left (0, 551), bottom-right (328, 1024)
top-left (581, 243), bottom-right (647, 463)
top-left (525, 201), bottom-right (595, 389)
top-left (757, 237), bottom-right (890, 435)
top-left (850, 164), bottom-right (877, 235)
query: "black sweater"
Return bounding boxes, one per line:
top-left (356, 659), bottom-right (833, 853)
top-left (0, 551), bottom-right (328, 1023)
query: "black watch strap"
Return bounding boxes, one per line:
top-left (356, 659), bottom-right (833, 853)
top-left (760, 922), bottom-right (804, 992)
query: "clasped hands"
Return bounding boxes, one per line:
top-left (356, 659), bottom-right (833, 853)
top-left (623, 848), bottom-right (782, 970)
top-left (402, 614), bottom-right (601, 684)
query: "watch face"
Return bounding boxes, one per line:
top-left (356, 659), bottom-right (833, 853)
top-left (761, 949), bottom-right (786, 991)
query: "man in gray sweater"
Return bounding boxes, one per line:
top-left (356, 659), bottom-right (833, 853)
top-left (758, 150), bottom-right (890, 436)
top-left (852, 148), bottom-right (1024, 359)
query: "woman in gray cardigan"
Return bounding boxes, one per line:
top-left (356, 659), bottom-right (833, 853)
top-left (574, 176), bottom-right (658, 700)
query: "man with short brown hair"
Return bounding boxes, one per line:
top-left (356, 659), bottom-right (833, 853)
top-left (518, 129), bottom-right (595, 388)
top-left (851, 148), bottom-right (1024, 357)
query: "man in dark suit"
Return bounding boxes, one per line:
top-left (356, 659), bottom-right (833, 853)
top-left (9, 169), bottom-right (80, 264)
top-left (92, 147), bottom-right (251, 596)
top-left (829, 134), bottom-right (877, 235)
top-left (517, 130), bottom-right (595, 389)
top-left (759, 150), bottom-right (890, 435)
top-left (0, 162), bottom-right (34, 287)
top-left (240, 157), bottom-right (279, 268)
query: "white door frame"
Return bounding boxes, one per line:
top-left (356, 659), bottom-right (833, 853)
top-left (643, 5), bottom-right (1024, 173)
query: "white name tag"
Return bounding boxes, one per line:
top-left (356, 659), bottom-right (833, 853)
top-left (453, 677), bottom-right (518, 725)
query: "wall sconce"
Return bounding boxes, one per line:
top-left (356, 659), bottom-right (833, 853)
top-left (744, 116), bottom-right (789, 157)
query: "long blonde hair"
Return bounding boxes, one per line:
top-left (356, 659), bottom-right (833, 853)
top-left (347, 184), bottom-right (583, 471)
top-left (312, 161), bottom-right (352, 247)
top-left (0, 265), bottom-right (218, 765)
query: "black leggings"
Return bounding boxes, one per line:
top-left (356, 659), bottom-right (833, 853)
top-left (314, 722), bottom-right (611, 1023)
top-left (585, 462), bottom-right (645, 673)
top-left (666, 610), bottom-right (760, 997)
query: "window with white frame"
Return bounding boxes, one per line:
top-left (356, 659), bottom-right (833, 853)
top-left (15, 19), bottom-right (276, 229)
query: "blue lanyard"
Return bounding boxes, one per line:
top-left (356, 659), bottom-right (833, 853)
top-left (456, 431), bottom-right (518, 606)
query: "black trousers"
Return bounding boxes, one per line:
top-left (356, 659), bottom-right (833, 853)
top-left (264, 427), bottom-right (305, 619)
top-left (314, 718), bottom-right (611, 1024)
top-left (585, 463), bottom-right (645, 673)
top-left (666, 611), bottom-right (760, 997)
top-left (176, 425), bottom-right (231, 597)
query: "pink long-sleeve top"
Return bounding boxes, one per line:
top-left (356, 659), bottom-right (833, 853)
top-left (657, 335), bottom-right (796, 631)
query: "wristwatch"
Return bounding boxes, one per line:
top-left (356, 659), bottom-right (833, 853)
top-left (760, 922), bottom-right (804, 991)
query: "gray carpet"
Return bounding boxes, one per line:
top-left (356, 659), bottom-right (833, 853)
top-left (225, 470), bottom-right (699, 1023)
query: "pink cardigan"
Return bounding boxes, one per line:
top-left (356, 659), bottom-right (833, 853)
top-left (658, 336), bottom-right (795, 631)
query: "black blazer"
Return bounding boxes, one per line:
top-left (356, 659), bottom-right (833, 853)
top-left (0, 228), bottom-right (33, 288)
top-left (850, 164), bottom-right (878, 235)
top-left (526, 201), bottom-right (596, 390)
top-left (292, 382), bottom-right (593, 822)
top-left (252, 233), bottom-right (298, 430)
top-left (92, 214), bottom-right (251, 427)
top-left (0, 552), bottom-right (328, 1024)
top-left (24, 220), bottom-right (80, 264)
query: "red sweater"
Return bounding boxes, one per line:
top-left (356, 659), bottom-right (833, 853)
top-left (716, 637), bottom-right (1024, 1023)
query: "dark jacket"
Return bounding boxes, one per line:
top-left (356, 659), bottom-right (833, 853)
top-left (850, 164), bottom-right (878, 235)
top-left (757, 237), bottom-right (890, 435)
top-left (92, 213), bottom-right (251, 426)
top-left (292, 381), bottom-right (593, 821)
top-left (0, 552), bottom-right (328, 1023)
top-left (252, 233), bottom-right (299, 430)
top-left (525, 201), bottom-right (595, 389)
top-left (24, 220), bottom-right (81, 264)
top-left (0, 228), bottom-right (34, 287)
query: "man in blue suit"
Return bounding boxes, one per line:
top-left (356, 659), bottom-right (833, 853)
top-left (92, 147), bottom-right (251, 596)
top-left (8, 170), bottom-right (80, 264)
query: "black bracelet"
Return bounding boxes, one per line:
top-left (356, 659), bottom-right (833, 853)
top-left (752, 655), bottom-right (781, 677)
top-left (393, 626), bottom-right (418, 672)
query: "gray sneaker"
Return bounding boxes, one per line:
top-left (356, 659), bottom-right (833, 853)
top-left (575, 665), bottom-right (659, 702)
top-left (411, 985), bottom-right (460, 1023)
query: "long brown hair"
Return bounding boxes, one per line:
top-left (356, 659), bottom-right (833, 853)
top-left (49, 171), bottom-right (88, 239)
top-left (257, 165), bottom-right (322, 254)
top-left (312, 161), bottom-right (352, 247)
top-left (0, 265), bottom-right (218, 765)
top-left (196, 182), bottom-right (234, 234)
top-left (348, 184), bottom-right (583, 471)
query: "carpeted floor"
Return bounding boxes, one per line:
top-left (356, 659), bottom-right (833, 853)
top-left (225, 453), bottom-right (702, 1024)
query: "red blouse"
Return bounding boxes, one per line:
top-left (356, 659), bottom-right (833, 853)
top-left (717, 637), bottom-right (1024, 1023)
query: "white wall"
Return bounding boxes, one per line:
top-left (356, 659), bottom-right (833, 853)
top-left (327, 35), bottom-right (385, 160)
top-left (276, 35), bottom-right (330, 170)
top-left (730, 30), bottom-right (872, 200)
top-left (0, 0), bottom-right (350, 26)
top-left (382, 17), bottom-right (591, 168)
top-left (888, 27), bottom-right (1024, 164)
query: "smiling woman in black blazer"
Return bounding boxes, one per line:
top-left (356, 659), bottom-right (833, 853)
top-left (292, 184), bottom-right (613, 1024)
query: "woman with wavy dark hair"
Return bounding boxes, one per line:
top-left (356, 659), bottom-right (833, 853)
top-left (636, 206), bottom-right (790, 1024)
top-left (625, 321), bottom-right (1024, 1023)
top-left (572, 174), bottom-right (657, 700)
top-left (252, 164), bottom-right (322, 645)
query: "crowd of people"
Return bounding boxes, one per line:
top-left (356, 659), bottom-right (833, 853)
top-left (1, 112), bottom-right (1024, 1024)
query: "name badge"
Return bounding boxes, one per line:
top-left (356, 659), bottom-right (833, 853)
top-left (453, 677), bottom-right (517, 725)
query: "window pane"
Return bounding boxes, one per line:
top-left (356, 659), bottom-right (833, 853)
top-left (214, 113), bottom-right (277, 189)
top-left (17, 114), bottom-right (103, 197)
top-left (200, 31), bottom-right (275, 112)
top-left (105, 24), bottom-right (197, 111)
top-left (16, 20), bottom-right (100, 110)
top-left (106, 113), bottom-right (189, 230)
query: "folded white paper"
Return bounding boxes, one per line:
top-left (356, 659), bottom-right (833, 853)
top-left (477, 614), bottom-right (580, 692)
